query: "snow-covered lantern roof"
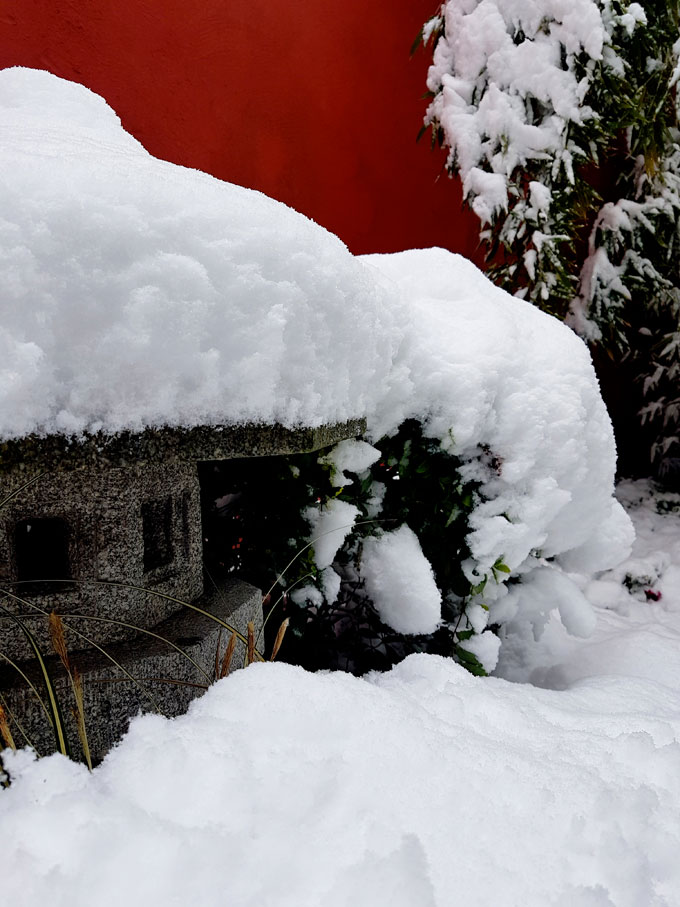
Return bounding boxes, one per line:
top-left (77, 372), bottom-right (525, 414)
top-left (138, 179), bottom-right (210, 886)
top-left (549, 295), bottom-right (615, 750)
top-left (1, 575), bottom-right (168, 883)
top-left (0, 68), bottom-right (392, 448)
top-left (0, 68), bottom-right (389, 668)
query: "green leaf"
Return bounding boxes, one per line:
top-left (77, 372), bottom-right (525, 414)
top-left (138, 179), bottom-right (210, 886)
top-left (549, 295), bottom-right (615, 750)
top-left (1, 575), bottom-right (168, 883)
top-left (455, 645), bottom-right (488, 676)
top-left (470, 576), bottom-right (488, 596)
top-left (410, 29), bottom-right (424, 57)
top-left (445, 506), bottom-right (460, 528)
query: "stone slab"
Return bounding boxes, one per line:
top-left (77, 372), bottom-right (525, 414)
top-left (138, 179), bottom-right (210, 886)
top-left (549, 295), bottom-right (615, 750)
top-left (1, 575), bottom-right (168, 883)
top-left (0, 419), bottom-right (367, 476)
top-left (0, 577), bottom-right (263, 763)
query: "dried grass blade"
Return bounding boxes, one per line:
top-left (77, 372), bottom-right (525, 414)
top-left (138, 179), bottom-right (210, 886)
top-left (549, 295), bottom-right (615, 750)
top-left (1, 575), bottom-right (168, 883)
top-left (0, 602), bottom-right (70, 756)
top-left (60, 613), bottom-right (211, 684)
top-left (0, 649), bottom-right (54, 731)
top-left (270, 618), bottom-right (290, 662)
top-left (71, 668), bottom-right (92, 771)
top-left (0, 703), bottom-right (16, 751)
top-left (256, 571), bottom-right (313, 648)
top-left (49, 611), bottom-right (71, 673)
top-left (220, 632), bottom-right (237, 678)
top-left (1, 590), bottom-right (166, 719)
top-left (0, 693), bottom-right (38, 753)
top-left (213, 628), bottom-right (223, 682)
top-left (246, 621), bottom-right (255, 666)
top-left (0, 471), bottom-right (45, 511)
top-left (88, 580), bottom-right (265, 661)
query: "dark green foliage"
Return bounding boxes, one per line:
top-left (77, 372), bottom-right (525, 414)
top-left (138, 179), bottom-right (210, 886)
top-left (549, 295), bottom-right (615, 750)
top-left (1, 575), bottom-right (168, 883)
top-left (200, 421), bottom-right (485, 675)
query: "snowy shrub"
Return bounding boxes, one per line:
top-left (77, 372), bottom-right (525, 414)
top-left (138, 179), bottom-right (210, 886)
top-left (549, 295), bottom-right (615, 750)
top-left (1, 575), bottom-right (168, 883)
top-left (0, 68), bottom-right (633, 676)
top-left (423, 0), bottom-right (680, 479)
top-left (201, 423), bottom-right (483, 674)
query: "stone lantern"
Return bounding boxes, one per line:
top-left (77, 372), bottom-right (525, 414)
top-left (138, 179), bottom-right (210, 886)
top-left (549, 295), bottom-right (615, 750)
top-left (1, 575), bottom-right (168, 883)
top-left (0, 419), bottom-right (363, 760)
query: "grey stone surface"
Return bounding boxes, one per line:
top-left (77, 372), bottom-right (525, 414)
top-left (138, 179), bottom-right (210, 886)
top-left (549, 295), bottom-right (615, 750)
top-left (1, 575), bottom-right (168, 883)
top-left (0, 461), bottom-right (203, 660)
top-left (0, 419), bottom-right (367, 473)
top-left (0, 577), bottom-right (263, 763)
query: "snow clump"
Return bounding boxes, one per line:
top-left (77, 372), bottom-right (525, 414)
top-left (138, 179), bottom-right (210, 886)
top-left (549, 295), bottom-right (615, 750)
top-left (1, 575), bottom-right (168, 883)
top-left (360, 526), bottom-right (442, 635)
top-left (321, 439), bottom-right (382, 487)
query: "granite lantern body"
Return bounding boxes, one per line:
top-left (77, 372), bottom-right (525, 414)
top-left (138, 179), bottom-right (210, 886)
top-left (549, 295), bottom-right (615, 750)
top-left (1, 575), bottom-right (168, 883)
top-left (0, 420), bottom-right (363, 760)
top-left (1, 460), bottom-right (202, 661)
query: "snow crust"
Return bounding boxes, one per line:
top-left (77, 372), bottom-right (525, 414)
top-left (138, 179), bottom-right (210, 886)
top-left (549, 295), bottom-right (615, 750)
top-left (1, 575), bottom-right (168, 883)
top-left (0, 68), bottom-right (633, 637)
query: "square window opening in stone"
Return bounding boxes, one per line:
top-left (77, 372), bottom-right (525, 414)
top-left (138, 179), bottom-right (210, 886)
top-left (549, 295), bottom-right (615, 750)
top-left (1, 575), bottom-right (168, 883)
top-left (14, 517), bottom-right (73, 595)
top-left (142, 497), bottom-right (174, 572)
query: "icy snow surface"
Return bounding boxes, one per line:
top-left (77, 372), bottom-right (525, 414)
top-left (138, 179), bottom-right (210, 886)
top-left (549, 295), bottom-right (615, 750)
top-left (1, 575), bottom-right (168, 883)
top-left (0, 68), bottom-right (632, 632)
top-left (2, 484), bottom-right (679, 907)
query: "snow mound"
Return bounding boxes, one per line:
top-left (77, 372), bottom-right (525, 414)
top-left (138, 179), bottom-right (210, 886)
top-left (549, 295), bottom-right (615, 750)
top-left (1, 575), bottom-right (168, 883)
top-left (0, 67), bottom-right (398, 437)
top-left (2, 655), bottom-right (679, 906)
top-left (361, 249), bottom-right (633, 586)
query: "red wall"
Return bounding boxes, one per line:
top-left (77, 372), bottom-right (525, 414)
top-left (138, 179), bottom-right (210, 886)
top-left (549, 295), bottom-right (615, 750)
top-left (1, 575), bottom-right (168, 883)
top-left (0, 0), bottom-right (480, 258)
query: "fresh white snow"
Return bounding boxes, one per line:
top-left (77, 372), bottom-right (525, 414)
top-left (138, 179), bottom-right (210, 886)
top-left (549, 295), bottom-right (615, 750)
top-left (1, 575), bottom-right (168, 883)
top-left (302, 498), bottom-right (361, 571)
top-left (0, 67), bottom-right (399, 437)
top-left (320, 439), bottom-right (382, 487)
top-left (361, 249), bottom-right (634, 600)
top-left (425, 0), bottom-right (606, 220)
top-left (0, 65), bottom-right (638, 674)
top-left (498, 480), bottom-right (680, 689)
top-left (360, 525), bottom-right (442, 635)
top-left (0, 67), bottom-right (678, 907)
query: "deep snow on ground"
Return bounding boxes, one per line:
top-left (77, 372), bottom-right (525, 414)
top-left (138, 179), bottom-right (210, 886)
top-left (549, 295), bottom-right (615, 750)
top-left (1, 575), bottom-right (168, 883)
top-left (498, 480), bottom-right (680, 691)
top-left (1, 482), bottom-right (679, 907)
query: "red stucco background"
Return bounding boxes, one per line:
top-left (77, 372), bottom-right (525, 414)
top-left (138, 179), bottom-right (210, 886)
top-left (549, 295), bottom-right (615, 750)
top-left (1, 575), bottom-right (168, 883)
top-left (0, 0), bottom-right (480, 257)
